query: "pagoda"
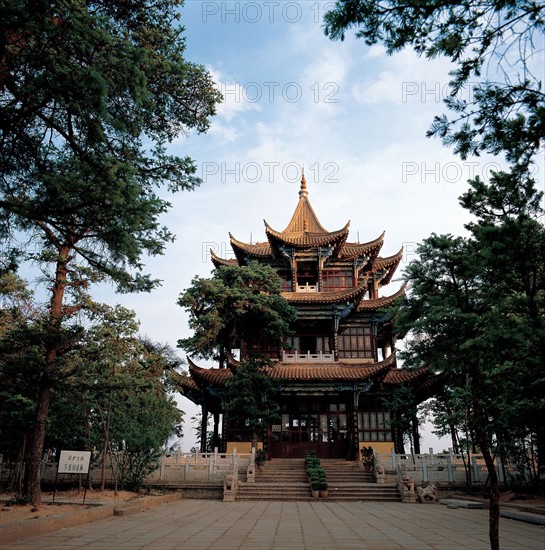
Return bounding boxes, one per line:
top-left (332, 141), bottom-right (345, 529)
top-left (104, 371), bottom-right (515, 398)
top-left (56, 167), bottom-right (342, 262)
top-left (178, 176), bottom-right (443, 459)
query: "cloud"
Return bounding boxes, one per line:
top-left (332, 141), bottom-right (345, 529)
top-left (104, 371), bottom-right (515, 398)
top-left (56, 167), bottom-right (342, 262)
top-left (207, 66), bottom-right (261, 122)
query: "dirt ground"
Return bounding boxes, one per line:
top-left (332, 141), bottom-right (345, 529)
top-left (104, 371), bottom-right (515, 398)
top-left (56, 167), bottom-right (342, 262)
top-left (497, 491), bottom-right (545, 507)
top-left (0, 490), bottom-right (144, 525)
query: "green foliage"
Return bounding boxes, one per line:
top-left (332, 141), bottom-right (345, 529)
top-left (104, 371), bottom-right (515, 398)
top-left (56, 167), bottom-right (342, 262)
top-left (178, 263), bottom-right (296, 446)
top-left (305, 452), bottom-right (328, 489)
top-left (360, 445), bottom-right (374, 462)
top-left (1, 0), bottom-right (221, 292)
top-left (178, 262), bottom-right (297, 361)
top-left (113, 391), bottom-right (183, 491)
top-left (383, 386), bottom-right (418, 450)
top-left (1, 0), bottom-right (220, 503)
top-left (395, 171), bottom-right (544, 478)
top-left (324, 1), bottom-right (544, 166)
top-left (224, 357), bottom-right (280, 443)
top-left (0, 300), bottom-right (185, 491)
top-left (5, 495), bottom-right (29, 506)
top-left (255, 448), bottom-right (267, 463)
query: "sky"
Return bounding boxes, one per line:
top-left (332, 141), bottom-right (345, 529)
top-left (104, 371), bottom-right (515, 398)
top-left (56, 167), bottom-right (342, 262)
top-left (89, 1), bottom-right (544, 452)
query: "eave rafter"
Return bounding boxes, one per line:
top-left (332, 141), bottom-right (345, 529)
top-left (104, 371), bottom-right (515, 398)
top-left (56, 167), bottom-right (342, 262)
top-left (229, 233), bottom-right (273, 264)
top-left (356, 283), bottom-right (407, 311)
top-left (374, 247), bottom-right (403, 285)
top-left (282, 278), bottom-right (368, 304)
top-left (264, 220), bottom-right (350, 252)
top-left (210, 249), bottom-right (239, 268)
top-left (341, 231), bottom-right (385, 262)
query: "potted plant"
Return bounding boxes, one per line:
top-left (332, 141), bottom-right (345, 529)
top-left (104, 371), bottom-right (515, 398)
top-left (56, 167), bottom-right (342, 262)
top-left (311, 478), bottom-right (320, 499)
top-left (318, 478), bottom-right (328, 498)
top-left (255, 448), bottom-right (267, 471)
top-left (360, 445), bottom-right (374, 473)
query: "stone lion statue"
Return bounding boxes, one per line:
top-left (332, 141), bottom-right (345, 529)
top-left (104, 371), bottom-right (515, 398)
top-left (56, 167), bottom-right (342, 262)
top-left (416, 483), bottom-right (437, 503)
top-left (224, 474), bottom-right (237, 491)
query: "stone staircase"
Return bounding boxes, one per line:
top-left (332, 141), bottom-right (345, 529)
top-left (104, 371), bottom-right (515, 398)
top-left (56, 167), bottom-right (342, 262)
top-left (234, 459), bottom-right (400, 502)
top-left (235, 459), bottom-right (312, 501)
top-left (320, 459), bottom-right (400, 501)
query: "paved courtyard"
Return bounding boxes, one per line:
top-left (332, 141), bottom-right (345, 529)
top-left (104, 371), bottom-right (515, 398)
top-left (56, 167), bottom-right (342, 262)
top-left (3, 499), bottom-right (544, 550)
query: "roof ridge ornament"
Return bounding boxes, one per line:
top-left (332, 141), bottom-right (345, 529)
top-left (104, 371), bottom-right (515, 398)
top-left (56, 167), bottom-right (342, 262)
top-left (299, 167), bottom-right (308, 198)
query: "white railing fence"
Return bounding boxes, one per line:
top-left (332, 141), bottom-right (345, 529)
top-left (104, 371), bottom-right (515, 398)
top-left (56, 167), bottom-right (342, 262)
top-left (374, 449), bottom-right (523, 486)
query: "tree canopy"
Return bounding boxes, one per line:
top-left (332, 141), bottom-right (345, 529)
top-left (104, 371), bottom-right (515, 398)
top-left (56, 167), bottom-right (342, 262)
top-left (395, 172), bottom-right (544, 549)
top-left (324, 0), bottom-right (545, 166)
top-left (178, 262), bottom-right (297, 448)
top-left (0, 0), bottom-right (221, 504)
top-left (178, 262), bottom-right (297, 363)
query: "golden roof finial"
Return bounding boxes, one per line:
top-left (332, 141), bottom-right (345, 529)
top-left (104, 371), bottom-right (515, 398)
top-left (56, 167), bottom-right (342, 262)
top-left (299, 166), bottom-right (308, 198)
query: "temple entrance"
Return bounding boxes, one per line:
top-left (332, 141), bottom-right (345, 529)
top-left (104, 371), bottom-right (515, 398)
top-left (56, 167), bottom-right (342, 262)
top-left (269, 403), bottom-right (350, 459)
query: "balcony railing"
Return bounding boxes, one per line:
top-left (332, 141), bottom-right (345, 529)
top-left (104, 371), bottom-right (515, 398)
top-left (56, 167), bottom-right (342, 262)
top-left (282, 351), bottom-right (335, 363)
top-left (296, 283), bottom-right (318, 292)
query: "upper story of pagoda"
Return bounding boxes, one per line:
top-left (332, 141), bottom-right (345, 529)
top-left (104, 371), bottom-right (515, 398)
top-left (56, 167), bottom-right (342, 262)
top-left (211, 173), bottom-right (404, 311)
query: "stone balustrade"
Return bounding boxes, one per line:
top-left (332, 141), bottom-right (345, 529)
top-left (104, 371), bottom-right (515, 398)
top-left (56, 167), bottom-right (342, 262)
top-left (282, 351), bottom-right (335, 363)
top-left (1, 449), bottom-right (251, 487)
top-left (373, 449), bottom-right (521, 488)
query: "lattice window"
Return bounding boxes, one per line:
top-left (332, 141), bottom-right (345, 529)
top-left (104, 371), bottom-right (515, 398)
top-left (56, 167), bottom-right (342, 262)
top-left (338, 325), bottom-right (373, 358)
top-left (322, 270), bottom-right (354, 291)
top-left (357, 411), bottom-right (392, 442)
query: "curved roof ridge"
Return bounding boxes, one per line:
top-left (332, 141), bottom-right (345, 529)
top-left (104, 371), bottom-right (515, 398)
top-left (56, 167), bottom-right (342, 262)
top-left (229, 233), bottom-right (272, 259)
top-left (210, 249), bottom-right (239, 268)
top-left (383, 365), bottom-right (430, 385)
top-left (375, 247), bottom-right (403, 269)
top-left (357, 283), bottom-right (407, 311)
top-left (341, 231), bottom-right (385, 258)
top-left (375, 247), bottom-right (404, 285)
top-left (265, 220), bottom-right (350, 248)
top-left (282, 277), bottom-right (368, 304)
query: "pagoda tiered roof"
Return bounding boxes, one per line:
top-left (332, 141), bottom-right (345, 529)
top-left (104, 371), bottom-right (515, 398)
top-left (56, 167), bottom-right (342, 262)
top-left (264, 220), bottom-right (350, 252)
top-left (219, 175), bottom-right (394, 265)
top-left (341, 232), bottom-right (384, 260)
top-left (357, 283), bottom-right (407, 311)
top-left (176, 352), bottom-right (444, 401)
top-left (374, 248), bottom-right (404, 285)
top-left (209, 174), bottom-right (406, 309)
top-left (282, 279), bottom-right (369, 304)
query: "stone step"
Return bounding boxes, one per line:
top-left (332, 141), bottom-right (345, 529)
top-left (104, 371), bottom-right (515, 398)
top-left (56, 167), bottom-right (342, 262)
top-left (257, 476), bottom-right (308, 483)
top-left (235, 458), bottom-right (399, 502)
top-left (236, 482), bottom-right (312, 501)
top-left (327, 486), bottom-right (400, 501)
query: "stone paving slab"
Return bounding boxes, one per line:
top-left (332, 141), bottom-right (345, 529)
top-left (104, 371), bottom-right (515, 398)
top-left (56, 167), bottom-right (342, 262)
top-left (2, 499), bottom-right (544, 550)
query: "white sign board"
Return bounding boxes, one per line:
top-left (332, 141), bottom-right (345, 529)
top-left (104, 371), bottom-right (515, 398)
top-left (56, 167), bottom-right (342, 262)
top-left (58, 450), bottom-right (91, 474)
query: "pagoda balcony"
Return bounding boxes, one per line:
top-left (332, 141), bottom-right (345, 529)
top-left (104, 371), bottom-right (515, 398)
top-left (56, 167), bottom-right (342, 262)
top-left (296, 283), bottom-right (318, 293)
top-left (282, 350), bottom-right (335, 363)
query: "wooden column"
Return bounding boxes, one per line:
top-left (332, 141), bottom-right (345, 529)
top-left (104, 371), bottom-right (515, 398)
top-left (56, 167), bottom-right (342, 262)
top-left (200, 402), bottom-right (208, 453)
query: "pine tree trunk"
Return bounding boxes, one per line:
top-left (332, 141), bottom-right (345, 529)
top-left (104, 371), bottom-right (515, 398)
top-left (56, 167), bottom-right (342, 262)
top-left (25, 378), bottom-right (52, 505)
top-left (24, 251), bottom-right (68, 505)
top-left (470, 369), bottom-right (500, 550)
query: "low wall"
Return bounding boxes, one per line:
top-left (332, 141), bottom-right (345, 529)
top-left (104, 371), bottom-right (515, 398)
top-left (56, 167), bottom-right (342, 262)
top-left (1, 450), bottom-right (251, 488)
top-left (374, 450), bottom-right (521, 487)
